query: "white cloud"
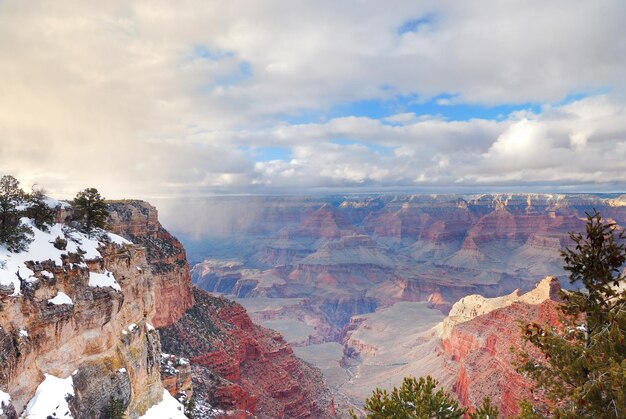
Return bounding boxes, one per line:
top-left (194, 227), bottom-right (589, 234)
top-left (0, 1), bottom-right (625, 197)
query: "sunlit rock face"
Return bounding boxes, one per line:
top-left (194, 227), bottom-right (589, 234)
top-left (440, 277), bottom-right (562, 416)
top-left (108, 201), bottom-right (195, 328)
top-left (0, 223), bottom-right (163, 418)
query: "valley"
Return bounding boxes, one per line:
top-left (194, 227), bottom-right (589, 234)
top-left (166, 193), bottom-right (626, 414)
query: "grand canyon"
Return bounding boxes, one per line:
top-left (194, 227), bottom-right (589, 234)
top-left (159, 193), bottom-right (626, 415)
top-left (1, 192), bottom-right (624, 417)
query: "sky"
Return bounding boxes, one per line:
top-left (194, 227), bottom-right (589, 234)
top-left (1, 1), bottom-right (626, 199)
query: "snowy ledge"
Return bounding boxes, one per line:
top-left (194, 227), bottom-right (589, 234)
top-left (0, 219), bottom-right (133, 296)
top-left (88, 271), bottom-right (121, 292)
top-left (48, 291), bottom-right (73, 306)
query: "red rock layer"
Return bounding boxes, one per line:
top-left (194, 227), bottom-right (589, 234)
top-left (441, 299), bottom-right (561, 416)
top-left (107, 201), bottom-right (194, 327)
top-left (159, 288), bottom-right (335, 418)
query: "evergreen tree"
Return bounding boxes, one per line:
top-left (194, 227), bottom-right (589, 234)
top-left (73, 188), bottom-right (108, 235)
top-left (517, 210), bottom-right (626, 417)
top-left (351, 376), bottom-right (498, 418)
top-left (0, 175), bottom-right (33, 252)
top-left (25, 188), bottom-right (55, 231)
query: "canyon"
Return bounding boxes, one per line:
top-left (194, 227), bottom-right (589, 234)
top-left (2, 193), bottom-right (623, 418)
top-left (168, 193), bottom-right (626, 414)
top-left (0, 200), bottom-right (333, 418)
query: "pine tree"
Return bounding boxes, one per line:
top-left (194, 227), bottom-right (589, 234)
top-left (25, 188), bottom-right (55, 231)
top-left (517, 210), bottom-right (626, 417)
top-left (351, 376), bottom-right (498, 418)
top-left (73, 188), bottom-right (108, 235)
top-left (0, 175), bottom-right (33, 252)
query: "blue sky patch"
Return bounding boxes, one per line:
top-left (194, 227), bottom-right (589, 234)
top-left (279, 95), bottom-right (542, 125)
top-left (190, 44), bottom-right (234, 61)
top-left (397, 14), bottom-right (436, 34)
top-left (240, 146), bottom-right (292, 162)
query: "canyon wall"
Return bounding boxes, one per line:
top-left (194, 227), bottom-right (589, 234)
top-left (440, 277), bottom-right (562, 416)
top-left (0, 226), bottom-right (165, 418)
top-left (108, 201), bottom-right (195, 327)
top-left (159, 288), bottom-right (335, 418)
top-left (1, 199), bottom-right (334, 418)
top-left (108, 201), bottom-right (335, 418)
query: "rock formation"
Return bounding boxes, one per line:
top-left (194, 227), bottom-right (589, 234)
top-left (0, 218), bottom-right (169, 417)
top-left (108, 201), bottom-right (195, 327)
top-left (1, 199), bottom-right (333, 419)
top-left (159, 288), bottom-right (335, 418)
top-left (440, 277), bottom-right (563, 416)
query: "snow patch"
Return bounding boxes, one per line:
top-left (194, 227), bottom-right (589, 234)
top-left (139, 390), bottom-right (187, 419)
top-left (107, 232), bottom-right (132, 245)
top-left (48, 291), bottom-right (73, 306)
top-left (88, 270), bottom-right (121, 292)
top-left (23, 373), bottom-right (75, 419)
top-left (0, 219), bottom-right (109, 296)
top-left (19, 329), bottom-right (28, 338)
top-left (128, 323), bottom-right (139, 332)
top-left (42, 197), bottom-right (70, 209)
top-left (40, 270), bottom-right (54, 279)
top-left (0, 389), bottom-right (10, 415)
top-left (146, 323), bottom-right (155, 331)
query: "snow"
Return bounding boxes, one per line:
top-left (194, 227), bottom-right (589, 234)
top-left (42, 197), bottom-right (71, 209)
top-left (48, 291), bottom-right (73, 306)
top-left (128, 323), bottom-right (139, 332)
top-left (138, 390), bottom-right (187, 419)
top-left (19, 329), bottom-right (28, 337)
top-left (118, 368), bottom-right (127, 373)
top-left (107, 232), bottom-right (132, 245)
top-left (146, 323), bottom-right (155, 331)
top-left (0, 219), bottom-right (109, 296)
top-left (88, 270), bottom-right (121, 291)
top-left (23, 373), bottom-right (74, 419)
top-left (40, 270), bottom-right (54, 279)
top-left (0, 389), bottom-right (10, 415)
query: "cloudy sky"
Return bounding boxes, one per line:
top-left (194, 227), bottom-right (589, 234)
top-left (1, 0), bottom-right (626, 199)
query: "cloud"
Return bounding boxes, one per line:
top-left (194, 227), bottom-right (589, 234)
top-left (0, 1), bottom-right (625, 199)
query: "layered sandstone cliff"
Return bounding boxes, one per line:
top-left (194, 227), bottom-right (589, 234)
top-left (108, 201), bottom-right (195, 328)
top-left (440, 277), bottom-right (562, 416)
top-left (159, 288), bottom-right (334, 418)
top-left (108, 201), bottom-right (335, 417)
top-left (0, 219), bottom-right (173, 418)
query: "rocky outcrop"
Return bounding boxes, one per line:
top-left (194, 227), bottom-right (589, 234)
top-left (160, 354), bottom-right (193, 400)
top-left (159, 288), bottom-right (335, 418)
top-left (440, 277), bottom-right (562, 416)
top-left (108, 201), bottom-right (194, 327)
top-left (0, 238), bottom-right (163, 417)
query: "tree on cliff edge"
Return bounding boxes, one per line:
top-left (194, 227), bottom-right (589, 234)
top-left (0, 175), bottom-right (33, 252)
top-left (73, 187), bottom-right (108, 235)
top-left (518, 210), bottom-right (626, 417)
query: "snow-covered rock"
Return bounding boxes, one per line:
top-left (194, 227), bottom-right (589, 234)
top-left (47, 291), bottom-right (73, 306)
top-left (0, 389), bottom-right (10, 415)
top-left (88, 271), bottom-right (121, 292)
top-left (138, 390), bottom-right (187, 419)
top-left (23, 373), bottom-right (74, 419)
top-left (0, 219), bottom-right (128, 296)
